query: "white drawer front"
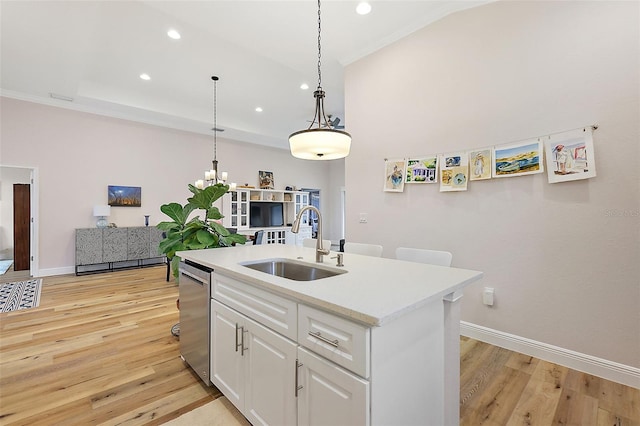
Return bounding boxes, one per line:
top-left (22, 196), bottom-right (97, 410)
top-left (298, 304), bottom-right (370, 378)
top-left (213, 273), bottom-right (297, 340)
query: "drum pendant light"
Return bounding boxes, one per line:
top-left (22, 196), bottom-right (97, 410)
top-left (289, 0), bottom-right (351, 160)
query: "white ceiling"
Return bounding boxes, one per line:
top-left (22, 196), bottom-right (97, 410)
top-left (1, 1), bottom-right (491, 150)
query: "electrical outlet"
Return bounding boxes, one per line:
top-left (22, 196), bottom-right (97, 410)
top-left (483, 287), bottom-right (494, 306)
top-left (359, 213), bottom-right (368, 223)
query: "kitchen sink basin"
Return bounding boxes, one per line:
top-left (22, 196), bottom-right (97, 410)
top-left (240, 258), bottom-right (346, 281)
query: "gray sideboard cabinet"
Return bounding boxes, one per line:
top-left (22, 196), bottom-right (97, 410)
top-left (75, 227), bottom-right (165, 275)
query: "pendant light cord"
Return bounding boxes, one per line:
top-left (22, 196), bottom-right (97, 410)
top-left (317, 0), bottom-right (322, 90)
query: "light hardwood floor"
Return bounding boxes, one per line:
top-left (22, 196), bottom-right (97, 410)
top-left (0, 267), bottom-right (638, 425)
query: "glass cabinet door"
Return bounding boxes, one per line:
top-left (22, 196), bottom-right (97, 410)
top-left (295, 193), bottom-right (309, 225)
top-left (228, 190), bottom-right (249, 229)
top-left (239, 191), bottom-right (248, 228)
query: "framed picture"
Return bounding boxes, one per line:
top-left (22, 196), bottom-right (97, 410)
top-left (406, 156), bottom-right (438, 183)
top-left (439, 152), bottom-right (468, 192)
top-left (468, 148), bottom-right (492, 181)
top-left (384, 158), bottom-right (406, 192)
top-left (544, 127), bottom-right (596, 183)
top-left (108, 185), bottom-right (141, 207)
top-left (258, 170), bottom-right (274, 189)
top-left (492, 139), bottom-right (544, 178)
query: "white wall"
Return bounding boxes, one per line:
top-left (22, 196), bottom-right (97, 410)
top-left (0, 97), bottom-right (337, 273)
top-left (0, 167), bottom-right (32, 251)
top-left (345, 1), bottom-right (639, 368)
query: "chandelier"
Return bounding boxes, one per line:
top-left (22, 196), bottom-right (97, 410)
top-left (195, 76), bottom-right (236, 190)
top-left (288, 0), bottom-right (351, 160)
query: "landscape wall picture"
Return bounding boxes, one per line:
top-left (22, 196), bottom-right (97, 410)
top-left (108, 185), bottom-right (141, 207)
top-left (492, 140), bottom-right (544, 178)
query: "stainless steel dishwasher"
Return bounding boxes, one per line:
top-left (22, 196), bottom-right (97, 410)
top-left (178, 260), bottom-right (213, 386)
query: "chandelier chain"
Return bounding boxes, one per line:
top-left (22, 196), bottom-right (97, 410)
top-left (213, 76), bottom-right (217, 162)
top-left (317, 0), bottom-right (322, 89)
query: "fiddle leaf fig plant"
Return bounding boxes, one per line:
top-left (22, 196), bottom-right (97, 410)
top-left (157, 183), bottom-right (247, 278)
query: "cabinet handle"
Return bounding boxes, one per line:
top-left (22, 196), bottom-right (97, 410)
top-left (235, 324), bottom-right (243, 352)
top-left (295, 360), bottom-right (303, 397)
top-left (241, 328), bottom-right (248, 356)
top-left (308, 331), bottom-right (339, 348)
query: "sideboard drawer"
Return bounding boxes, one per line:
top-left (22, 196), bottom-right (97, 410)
top-left (212, 273), bottom-right (297, 340)
top-left (298, 304), bottom-right (370, 379)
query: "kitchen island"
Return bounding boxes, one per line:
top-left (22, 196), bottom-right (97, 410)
top-left (178, 244), bottom-right (482, 426)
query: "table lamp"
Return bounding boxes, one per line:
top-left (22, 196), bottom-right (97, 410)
top-left (93, 205), bottom-right (111, 228)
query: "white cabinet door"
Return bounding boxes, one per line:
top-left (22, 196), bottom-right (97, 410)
top-left (244, 316), bottom-right (297, 426)
top-left (297, 347), bottom-right (370, 426)
top-left (210, 300), bottom-right (245, 409)
top-left (212, 299), bottom-right (297, 426)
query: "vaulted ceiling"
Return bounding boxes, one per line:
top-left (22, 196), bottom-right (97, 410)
top-left (1, 1), bottom-right (491, 150)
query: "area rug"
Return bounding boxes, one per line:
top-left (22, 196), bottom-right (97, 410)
top-left (162, 397), bottom-right (249, 426)
top-left (0, 279), bottom-right (42, 313)
top-left (0, 259), bottom-right (13, 275)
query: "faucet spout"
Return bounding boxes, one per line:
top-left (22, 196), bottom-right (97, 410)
top-left (291, 205), bottom-right (329, 263)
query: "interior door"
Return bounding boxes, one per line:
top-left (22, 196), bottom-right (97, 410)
top-left (13, 183), bottom-right (30, 271)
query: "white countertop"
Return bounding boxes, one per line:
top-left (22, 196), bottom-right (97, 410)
top-left (177, 244), bottom-right (483, 327)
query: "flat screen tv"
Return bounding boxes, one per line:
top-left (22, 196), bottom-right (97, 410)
top-left (250, 202), bottom-right (284, 227)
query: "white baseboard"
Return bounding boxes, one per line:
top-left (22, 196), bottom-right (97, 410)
top-left (38, 266), bottom-right (75, 277)
top-left (461, 321), bottom-right (640, 389)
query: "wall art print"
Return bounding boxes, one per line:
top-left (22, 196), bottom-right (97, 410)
top-left (384, 158), bottom-right (406, 192)
top-left (468, 148), bottom-right (492, 181)
top-left (492, 139), bottom-right (544, 178)
top-left (405, 156), bottom-right (438, 183)
top-left (108, 185), bottom-right (141, 207)
top-left (439, 152), bottom-right (468, 192)
top-left (544, 127), bottom-right (596, 183)
top-left (258, 170), bottom-right (274, 189)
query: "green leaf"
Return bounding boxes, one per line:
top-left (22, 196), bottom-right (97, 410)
top-left (160, 203), bottom-right (185, 223)
top-left (182, 203), bottom-right (197, 222)
top-left (188, 184), bottom-right (228, 210)
top-left (156, 221), bottom-right (179, 231)
top-left (184, 220), bottom-right (205, 231)
top-left (227, 233), bottom-right (248, 245)
top-left (196, 229), bottom-right (216, 246)
top-left (207, 206), bottom-right (224, 220)
top-left (210, 221), bottom-right (230, 236)
top-left (171, 256), bottom-right (181, 278)
top-left (185, 240), bottom-right (207, 250)
top-left (159, 234), bottom-right (184, 255)
top-left (187, 183), bottom-right (201, 196)
top-left (160, 203), bottom-right (196, 226)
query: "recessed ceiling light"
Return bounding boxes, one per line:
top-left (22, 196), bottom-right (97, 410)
top-left (300, 83), bottom-right (309, 90)
top-left (255, 107), bottom-right (263, 112)
top-left (356, 2), bottom-right (372, 15)
top-left (140, 73), bottom-right (151, 81)
top-left (167, 29), bottom-right (181, 40)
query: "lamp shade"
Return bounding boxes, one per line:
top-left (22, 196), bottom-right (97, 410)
top-left (93, 205), bottom-right (111, 217)
top-left (289, 128), bottom-right (351, 160)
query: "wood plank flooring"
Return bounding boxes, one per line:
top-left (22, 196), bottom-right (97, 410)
top-left (459, 337), bottom-right (639, 425)
top-left (0, 267), bottom-right (638, 425)
top-left (0, 267), bottom-right (219, 425)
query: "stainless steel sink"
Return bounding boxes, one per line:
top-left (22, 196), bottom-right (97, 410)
top-left (240, 258), bottom-right (346, 281)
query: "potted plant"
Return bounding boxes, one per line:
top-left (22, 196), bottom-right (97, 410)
top-left (157, 183), bottom-right (247, 278)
